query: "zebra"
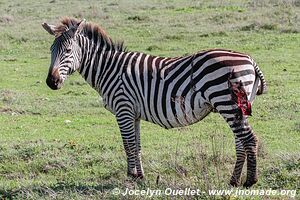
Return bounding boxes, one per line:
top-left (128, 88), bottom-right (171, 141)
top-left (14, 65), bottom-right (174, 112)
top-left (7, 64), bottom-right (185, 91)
top-left (42, 17), bottom-right (267, 187)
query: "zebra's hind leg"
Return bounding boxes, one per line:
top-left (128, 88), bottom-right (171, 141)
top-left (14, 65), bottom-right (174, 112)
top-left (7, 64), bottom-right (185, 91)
top-left (214, 99), bottom-right (258, 187)
top-left (224, 111), bottom-right (258, 187)
top-left (230, 136), bottom-right (246, 186)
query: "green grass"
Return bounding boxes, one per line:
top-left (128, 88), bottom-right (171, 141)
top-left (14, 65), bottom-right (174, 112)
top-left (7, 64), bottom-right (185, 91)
top-left (0, 0), bottom-right (300, 199)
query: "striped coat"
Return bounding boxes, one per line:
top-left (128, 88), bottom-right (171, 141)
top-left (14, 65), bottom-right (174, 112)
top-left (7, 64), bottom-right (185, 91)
top-left (99, 49), bottom-right (265, 129)
top-left (43, 17), bottom-right (266, 187)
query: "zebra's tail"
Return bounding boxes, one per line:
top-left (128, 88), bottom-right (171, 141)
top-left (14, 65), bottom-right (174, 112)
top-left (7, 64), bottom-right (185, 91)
top-left (252, 60), bottom-right (267, 96)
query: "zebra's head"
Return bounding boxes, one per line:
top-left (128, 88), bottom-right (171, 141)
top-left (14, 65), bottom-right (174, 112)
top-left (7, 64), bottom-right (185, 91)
top-left (42, 19), bottom-right (85, 90)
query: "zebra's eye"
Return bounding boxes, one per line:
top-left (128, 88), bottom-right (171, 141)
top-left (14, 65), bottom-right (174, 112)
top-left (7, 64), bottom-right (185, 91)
top-left (66, 48), bottom-right (72, 53)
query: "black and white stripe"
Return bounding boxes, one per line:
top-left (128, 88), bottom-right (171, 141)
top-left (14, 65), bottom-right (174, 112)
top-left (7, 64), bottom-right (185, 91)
top-left (44, 18), bottom-right (267, 187)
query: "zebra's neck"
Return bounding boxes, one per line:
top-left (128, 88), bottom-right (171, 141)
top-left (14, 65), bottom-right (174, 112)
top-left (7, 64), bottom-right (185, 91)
top-left (77, 35), bottom-right (125, 96)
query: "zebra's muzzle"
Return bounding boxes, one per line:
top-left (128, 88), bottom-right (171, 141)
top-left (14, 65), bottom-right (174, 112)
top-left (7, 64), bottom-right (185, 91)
top-left (46, 68), bottom-right (63, 90)
top-left (46, 75), bottom-right (63, 90)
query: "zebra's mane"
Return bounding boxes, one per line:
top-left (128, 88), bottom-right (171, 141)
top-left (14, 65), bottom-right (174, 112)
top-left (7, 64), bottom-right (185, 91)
top-left (58, 17), bottom-right (126, 52)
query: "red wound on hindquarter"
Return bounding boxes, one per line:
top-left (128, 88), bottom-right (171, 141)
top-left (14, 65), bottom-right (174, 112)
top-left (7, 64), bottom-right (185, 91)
top-left (229, 80), bottom-right (252, 116)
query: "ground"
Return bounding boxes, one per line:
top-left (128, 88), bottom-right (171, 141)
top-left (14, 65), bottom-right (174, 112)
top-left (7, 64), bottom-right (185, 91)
top-left (0, 0), bottom-right (299, 199)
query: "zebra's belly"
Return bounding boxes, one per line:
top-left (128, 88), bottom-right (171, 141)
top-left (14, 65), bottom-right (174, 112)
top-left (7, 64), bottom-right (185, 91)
top-left (168, 102), bottom-right (213, 128)
top-left (143, 101), bottom-right (213, 129)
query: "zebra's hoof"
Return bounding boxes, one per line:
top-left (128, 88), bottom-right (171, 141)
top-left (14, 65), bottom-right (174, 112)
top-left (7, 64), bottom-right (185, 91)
top-left (135, 174), bottom-right (144, 181)
top-left (127, 171), bottom-right (137, 178)
top-left (243, 179), bottom-right (258, 188)
top-left (229, 180), bottom-right (239, 187)
top-left (229, 177), bottom-right (240, 187)
top-left (127, 172), bottom-right (144, 180)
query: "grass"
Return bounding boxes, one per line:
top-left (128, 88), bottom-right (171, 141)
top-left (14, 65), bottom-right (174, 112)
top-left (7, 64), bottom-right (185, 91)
top-left (0, 0), bottom-right (300, 199)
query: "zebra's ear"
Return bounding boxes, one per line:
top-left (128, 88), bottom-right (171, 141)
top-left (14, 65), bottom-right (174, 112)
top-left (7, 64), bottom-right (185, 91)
top-left (42, 23), bottom-right (56, 35)
top-left (74, 19), bottom-right (86, 36)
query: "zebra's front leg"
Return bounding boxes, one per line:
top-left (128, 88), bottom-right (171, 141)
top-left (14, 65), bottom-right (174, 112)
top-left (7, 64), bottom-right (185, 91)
top-left (122, 138), bottom-right (138, 178)
top-left (116, 113), bottom-right (143, 179)
top-left (230, 137), bottom-right (246, 186)
top-left (134, 119), bottom-right (144, 178)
